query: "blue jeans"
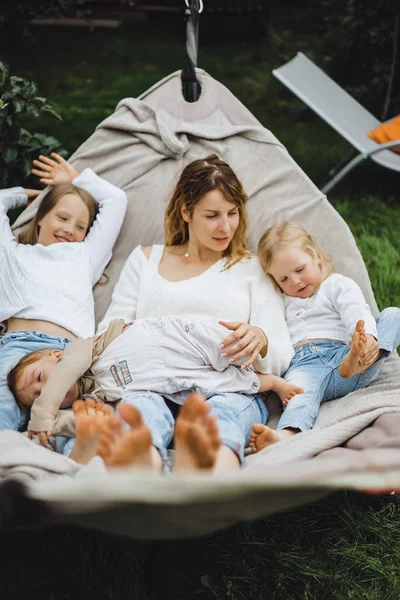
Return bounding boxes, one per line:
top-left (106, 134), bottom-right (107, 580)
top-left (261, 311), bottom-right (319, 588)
top-left (0, 331), bottom-right (71, 431)
top-left (122, 391), bottom-right (268, 467)
top-left (278, 307), bottom-right (400, 432)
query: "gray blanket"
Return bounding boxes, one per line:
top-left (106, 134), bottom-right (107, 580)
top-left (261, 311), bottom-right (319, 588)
top-left (7, 70), bottom-right (399, 539)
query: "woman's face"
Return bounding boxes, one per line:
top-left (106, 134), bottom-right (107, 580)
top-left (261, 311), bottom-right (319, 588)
top-left (182, 189), bottom-right (240, 255)
top-left (37, 193), bottom-right (90, 246)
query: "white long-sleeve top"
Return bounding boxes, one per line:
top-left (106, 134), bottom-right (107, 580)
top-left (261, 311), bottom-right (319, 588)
top-left (284, 273), bottom-right (378, 346)
top-left (98, 245), bottom-right (294, 376)
top-left (0, 169), bottom-right (127, 338)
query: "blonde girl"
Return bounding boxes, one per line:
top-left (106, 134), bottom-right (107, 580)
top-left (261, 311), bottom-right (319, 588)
top-left (250, 222), bottom-right (400, 452)
top-left (0, 153), bottom-right (127, 433)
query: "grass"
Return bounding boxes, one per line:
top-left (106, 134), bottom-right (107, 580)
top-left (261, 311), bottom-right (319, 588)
top-left (1, 6), bottom-right (400, 600)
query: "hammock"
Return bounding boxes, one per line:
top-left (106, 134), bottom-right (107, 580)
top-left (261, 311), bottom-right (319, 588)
top-left (6, 68), bottom-right (400, 540)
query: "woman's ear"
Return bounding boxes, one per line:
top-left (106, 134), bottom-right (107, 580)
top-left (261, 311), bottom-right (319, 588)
top-left (181, 204), bottom-right (190, 223)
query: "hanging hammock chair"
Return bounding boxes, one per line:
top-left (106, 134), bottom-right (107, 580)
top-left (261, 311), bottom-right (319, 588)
top-left (3, 1), bottom-right (400, 540)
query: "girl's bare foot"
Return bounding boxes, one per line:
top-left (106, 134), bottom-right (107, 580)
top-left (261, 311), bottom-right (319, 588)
top-left (273, 379), bottom-right (304, 406)
top-left (69, 399), bottom-right (113, 464)
top-left (339, 320), bottom-right (368, 378)
top-left (97, 403), bottom-right (158, 470)
top-left (249, 424), bottom-right (296, 453)
top-left (174, 393), bottom-right (221, 472)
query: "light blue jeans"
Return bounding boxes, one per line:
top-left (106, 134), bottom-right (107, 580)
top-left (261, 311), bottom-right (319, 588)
top-left (0, 330), bottom-right (71, 431)
top-left (122, 391), bottom-right (268, 468)
top-left (278, 307), bottom-right (400, 432)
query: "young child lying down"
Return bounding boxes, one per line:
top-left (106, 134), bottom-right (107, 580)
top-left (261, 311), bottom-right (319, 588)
top-left (7, 316), bottom-right (302, 447)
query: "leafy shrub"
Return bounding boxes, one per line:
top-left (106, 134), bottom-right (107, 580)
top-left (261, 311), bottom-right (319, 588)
top-left (0, 61), bottom-right (67, 188)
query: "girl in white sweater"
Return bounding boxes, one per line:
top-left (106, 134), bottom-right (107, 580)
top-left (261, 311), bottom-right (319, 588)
top-left (0, 153), bottom-right (127, 432)
top-left (250, 222), bottom-right (400, 452)
top-left (98, 154), bottom-right (294, 472)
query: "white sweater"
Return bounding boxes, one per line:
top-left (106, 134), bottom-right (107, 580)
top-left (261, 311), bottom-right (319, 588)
top-left (98, 245), bottom-right (294, 376)
top-left (284, 273), bottom-right (378, 346)
top-left (0, 169), bottom-right (127, 338)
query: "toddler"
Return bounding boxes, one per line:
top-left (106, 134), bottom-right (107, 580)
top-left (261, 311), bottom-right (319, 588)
top-left (249, 222), bottom-right (400, 452)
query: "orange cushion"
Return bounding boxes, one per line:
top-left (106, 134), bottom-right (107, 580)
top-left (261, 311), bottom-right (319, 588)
top-left (367, 115), bottom-right (400, 153)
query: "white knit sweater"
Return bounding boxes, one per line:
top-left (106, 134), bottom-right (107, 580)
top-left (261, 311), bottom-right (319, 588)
top-left (0, 169), bottom-right (127, 338)
top-left (98, 245), bottom-right (294, 376)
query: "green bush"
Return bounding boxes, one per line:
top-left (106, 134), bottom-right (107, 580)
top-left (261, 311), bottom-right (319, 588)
top-left (0, 61), bottom-right (67, 188)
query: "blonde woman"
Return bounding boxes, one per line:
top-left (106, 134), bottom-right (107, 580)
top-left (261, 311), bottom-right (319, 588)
top-left (98, 155), bottom-right (294, 472)
top-left (0, 153), bottom-right (127, 432)
top-left (250, 222), bottom-right (400, 452)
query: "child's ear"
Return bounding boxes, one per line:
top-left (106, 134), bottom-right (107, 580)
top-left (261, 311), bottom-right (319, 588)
top-left (50, 349), bottom-right (62, 360)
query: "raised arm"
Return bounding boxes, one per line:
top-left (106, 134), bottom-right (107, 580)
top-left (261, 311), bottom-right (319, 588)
top-left (0, 187), bottom-right (29, 246)
top-left (97, 245), bottom-right (147, 333)
top-left (72, 169), bottom-right (127, 284)
top-left (32, 153), bottom-right (127, 284)
top-left (28, 337), bottom-right (94, 440)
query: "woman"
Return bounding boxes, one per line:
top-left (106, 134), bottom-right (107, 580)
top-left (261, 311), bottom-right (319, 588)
top-left (98, 154), bottom-right (293, 471)
top-left (0, 153), bottom-right (127, 432)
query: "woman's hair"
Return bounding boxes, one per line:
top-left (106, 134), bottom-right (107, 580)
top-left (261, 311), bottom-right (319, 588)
top-left (257, 222), bottom-right (333, 290)
top-left (18, 183), bottom-right (99, 245)
top-left (164, 154), bottom-right (250, 268)
top-left (7, 349), bottom-right (51, 406)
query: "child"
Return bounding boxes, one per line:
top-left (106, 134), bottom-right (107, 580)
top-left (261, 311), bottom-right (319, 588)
top-left (0, 153), bottom-right (127, 433)
top-left (7, 316), bottom-right (302, 468)
top-left (249, 222), bottom-right (400, 452)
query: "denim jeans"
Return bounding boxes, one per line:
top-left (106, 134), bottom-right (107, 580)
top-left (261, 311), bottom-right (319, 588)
top-left (0, 331), bottom-right (71, 431)
top-left (122, 390), bottom-right (268, 467)
top-left (278, 307), bottom-right (400, 432)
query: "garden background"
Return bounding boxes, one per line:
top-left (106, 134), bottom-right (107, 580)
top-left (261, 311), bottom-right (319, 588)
top-left (1, 1), bottom-right (400, 598)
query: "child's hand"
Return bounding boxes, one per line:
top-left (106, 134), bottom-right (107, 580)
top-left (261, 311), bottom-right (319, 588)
top-left (32, 153), bottom-right (80, 185)
top-left (28, 430), bottom-right (52, 446)
top-left (359, 334), bottom-right (379, 366)
top-left (23, 189), bottom-right (41, 204)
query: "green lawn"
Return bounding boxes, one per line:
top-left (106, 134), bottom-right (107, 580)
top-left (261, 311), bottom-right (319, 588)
top-left (1, 8), bottom-right (400, 600)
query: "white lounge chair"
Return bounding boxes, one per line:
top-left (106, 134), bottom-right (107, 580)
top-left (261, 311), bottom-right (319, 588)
top-left (272, 52), bottom-right (400, 193)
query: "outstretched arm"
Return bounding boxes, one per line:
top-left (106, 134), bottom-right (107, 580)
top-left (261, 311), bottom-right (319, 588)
top-left (28, 337), bottom-right (94, 444)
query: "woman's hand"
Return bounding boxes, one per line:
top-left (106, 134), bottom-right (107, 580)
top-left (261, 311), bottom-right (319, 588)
top-left (219, 321), bottom-right (268, 369)
top-left (32, 152), bottom-right (80, 185)
top-left (28, 430), bottom-right (52, 447)
top-left (23, 189), bottom-right (41, 204)
top-left (359, 334), bottom-right (379, 366)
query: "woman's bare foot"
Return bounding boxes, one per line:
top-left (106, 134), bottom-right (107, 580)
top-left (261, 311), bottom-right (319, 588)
top-left (174, 393), bottom-right (221, 472)
top-left (97, 403), bottom-right (159, 470)
top-left (249, 424), bottom-right (297, 453)
top-left (69, 399), bottom-right (113, 464)
top-left (339, 320), bottom-right (368, 378)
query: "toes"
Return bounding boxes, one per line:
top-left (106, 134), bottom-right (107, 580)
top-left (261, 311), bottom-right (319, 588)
top-left (180, 393), bottom-right (208, 421)
top-left (72, 400), bottom-right (86, 415)
top-left (118, 403), bottom-right (143, 428)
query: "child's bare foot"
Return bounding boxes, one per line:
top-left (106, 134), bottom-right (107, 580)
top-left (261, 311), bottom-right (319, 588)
top-left (69, 398), bottom-right (113, 464)
top-left (273, 378), bottom-right (304, 406)
top-left (97, 403), bottom-right (158, 470)
top-left (339, 320), bottom-right (368, 378)
top-left (249, 424), bottom-right (297, 453)
top-left (174, 392), bottom-right (221, 472)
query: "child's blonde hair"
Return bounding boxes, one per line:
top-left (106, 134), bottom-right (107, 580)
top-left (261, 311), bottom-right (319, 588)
top-left (257, 222), bottom-right (333, 291)
top-left (7, 349), bottom-right (52, 406)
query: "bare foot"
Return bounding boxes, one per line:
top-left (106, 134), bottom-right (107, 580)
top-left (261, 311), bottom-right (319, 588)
top-left (97, 403), bottom-right (158, 470)
top-left (69, 398), bottom-right (113, 464)
top-left (174, 393), bottom-right (221, 472)
top-left (339, 320), bottom-right (368, 378)
top-left (273, 378), bottom-right (304, 406)
top-left (249, 424), bottom-right (296, 453)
